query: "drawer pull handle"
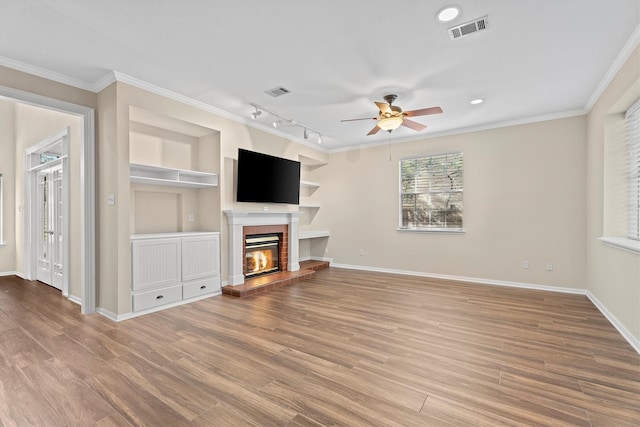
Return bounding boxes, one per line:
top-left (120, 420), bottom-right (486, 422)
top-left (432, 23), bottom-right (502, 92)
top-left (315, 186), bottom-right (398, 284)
top-left (200, 285), bottom-right (207, 289)
top-left (156, 295), bottom-right (164, 300)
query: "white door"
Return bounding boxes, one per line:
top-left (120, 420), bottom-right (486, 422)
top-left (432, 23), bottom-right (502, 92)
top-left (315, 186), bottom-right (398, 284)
top-left (36, 164), bottom-right (63, 289)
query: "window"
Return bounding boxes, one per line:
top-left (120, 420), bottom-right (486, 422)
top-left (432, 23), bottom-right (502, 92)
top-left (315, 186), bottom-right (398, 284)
top-left (626, 100), bottom-right (640, 240)
top-left (400, 152), bottom-right (463, 231)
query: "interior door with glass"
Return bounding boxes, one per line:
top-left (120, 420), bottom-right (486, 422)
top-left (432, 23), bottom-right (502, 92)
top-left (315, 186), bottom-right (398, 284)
top-left (36, 164), bottom-right (63, 289)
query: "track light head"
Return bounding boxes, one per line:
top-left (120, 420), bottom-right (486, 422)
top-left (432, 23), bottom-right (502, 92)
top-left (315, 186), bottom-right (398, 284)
top-left (250, 108), bottom-right (262, 120)
top-left (303, 128), bottom-right (309, 139)
top-left (273, 117), bottom-right (281, 128)
top-left (317, 135), bottom-right (323, 144)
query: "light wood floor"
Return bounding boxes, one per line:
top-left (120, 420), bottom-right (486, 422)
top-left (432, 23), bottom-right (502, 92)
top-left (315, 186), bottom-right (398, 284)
top-left (0, 269), bottom-right (638, 426)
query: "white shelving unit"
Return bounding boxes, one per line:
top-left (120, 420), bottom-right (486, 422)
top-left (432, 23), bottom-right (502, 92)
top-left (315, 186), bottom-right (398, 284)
top-left (300, 180), bottom-right (320, 189)
top-left (299, 230), bottom-right (330, 240)
top-left (130, 163), bottom-right (218, 188)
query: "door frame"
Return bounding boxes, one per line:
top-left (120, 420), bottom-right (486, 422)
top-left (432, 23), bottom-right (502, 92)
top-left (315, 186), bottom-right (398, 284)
top-left (2, 85), bottom-right (96, 314)
top-left (27, 128), bottom-right (69, 294)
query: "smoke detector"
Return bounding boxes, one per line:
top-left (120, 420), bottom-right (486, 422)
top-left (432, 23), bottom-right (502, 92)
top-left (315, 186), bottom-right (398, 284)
top-left (448, 16), bottom-right (489, 40)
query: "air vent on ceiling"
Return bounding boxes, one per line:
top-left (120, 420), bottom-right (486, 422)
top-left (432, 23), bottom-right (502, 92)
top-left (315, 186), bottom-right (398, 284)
top-left (265, 86), bottom-right (291, 97)
top-left (448, 15), bottom-right (489, 40)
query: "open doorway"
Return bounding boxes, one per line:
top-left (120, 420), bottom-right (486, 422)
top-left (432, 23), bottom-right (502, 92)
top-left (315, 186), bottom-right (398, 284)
top-left (0, 87), bottom-right (95, 314)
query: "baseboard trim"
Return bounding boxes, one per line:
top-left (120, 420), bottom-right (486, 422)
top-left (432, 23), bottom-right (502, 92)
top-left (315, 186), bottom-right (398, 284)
top-left (68, 294), bottom-right (82, 306)
top-left (0, 271), bottom-right (19, 277)
top-left (97, 291), bottom-right (222, 322)
top-left (331, 263), bottom-right (584, 294)
top-left (586, 291), bottom-right (640, 354)
top-left (331, 263), bottom-right (639, 354)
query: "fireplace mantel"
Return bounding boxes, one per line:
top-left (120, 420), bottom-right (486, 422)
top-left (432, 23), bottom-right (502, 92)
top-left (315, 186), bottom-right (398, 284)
top-left (224, 210), bottom-right (300, 285)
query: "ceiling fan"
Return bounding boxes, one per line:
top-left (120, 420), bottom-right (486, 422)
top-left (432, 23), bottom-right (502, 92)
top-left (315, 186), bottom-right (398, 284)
top-left (341, 94), bottom-right (443, 135)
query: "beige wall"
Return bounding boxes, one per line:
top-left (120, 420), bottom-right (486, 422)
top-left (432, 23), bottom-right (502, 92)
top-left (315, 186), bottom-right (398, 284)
top-left (319, 116), bottom-right (588, 289)
top-left (0, 99), bottom-right (17, 273)
top-left (587, 46), bottom-right (640, 342)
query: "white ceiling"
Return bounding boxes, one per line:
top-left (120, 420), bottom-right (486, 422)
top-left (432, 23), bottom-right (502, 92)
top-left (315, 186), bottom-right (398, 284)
top-left (1, 0), bottom-right (639, 151)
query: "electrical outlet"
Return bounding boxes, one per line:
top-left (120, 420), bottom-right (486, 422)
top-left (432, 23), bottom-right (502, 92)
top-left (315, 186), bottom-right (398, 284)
top-left (546, 262), bottom-right (553, 271)
top-left (263, 206), bottom-right (269, 211)
top-left (188, 213), bottom-right (194, 222)
top-left (522, 260), bottom-right (529, 269)
top-left (359, 249), bottom-right (364, 256)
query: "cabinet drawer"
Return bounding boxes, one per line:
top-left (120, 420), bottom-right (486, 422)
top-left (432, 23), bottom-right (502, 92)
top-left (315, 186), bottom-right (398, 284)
top-left (132, 284), bottom-right (182, 312)
top-left (183, 276), bottom-right (221, 299)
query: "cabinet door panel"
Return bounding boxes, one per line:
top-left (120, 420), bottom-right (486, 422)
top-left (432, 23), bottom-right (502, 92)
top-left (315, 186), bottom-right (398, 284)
top-left (182, 234), bottom-right (220, 281)
top-left (131, 238), bottom-right (181, 291)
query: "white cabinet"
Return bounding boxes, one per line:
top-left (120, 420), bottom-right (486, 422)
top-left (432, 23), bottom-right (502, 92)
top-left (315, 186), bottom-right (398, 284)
top-left (130, 232), bottom-right (221, 313)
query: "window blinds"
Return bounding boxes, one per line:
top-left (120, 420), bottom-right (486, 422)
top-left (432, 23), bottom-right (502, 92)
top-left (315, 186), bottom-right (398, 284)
top-left (400, 152), bottom-right (463, 230)
top-left (626, 99), bottom-right (640, 240)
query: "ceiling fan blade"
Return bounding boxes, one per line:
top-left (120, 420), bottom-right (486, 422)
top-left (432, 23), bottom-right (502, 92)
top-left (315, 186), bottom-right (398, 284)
top-left (401, 118), bottom-right (427, 132)
top-left (375, 101), bottom-right (391, 114)
top-left (367, 125), bottom-right (382, 135)
top-left (340, 117), bottom-right (377, 122)
top-left (404, 106), bottom-right (443, 117)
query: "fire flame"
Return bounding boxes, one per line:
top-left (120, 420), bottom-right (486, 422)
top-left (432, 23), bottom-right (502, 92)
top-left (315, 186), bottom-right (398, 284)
top-left (246, 250), bottom-right (272, 272)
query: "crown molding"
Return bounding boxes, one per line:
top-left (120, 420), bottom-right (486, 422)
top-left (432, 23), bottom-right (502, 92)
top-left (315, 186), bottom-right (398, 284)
top-left (0, 56), bottom-right (97, 92)
top-left (110, 71), bottom-right (330, 153)
top-left (328, 108), bottom-right (587, 154)
top-left (585, 22), bottom-right (640, 111)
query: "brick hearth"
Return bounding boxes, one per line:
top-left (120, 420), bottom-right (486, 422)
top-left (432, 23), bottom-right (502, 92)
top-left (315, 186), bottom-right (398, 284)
top-left (222, 260), bottom-right (329, 298)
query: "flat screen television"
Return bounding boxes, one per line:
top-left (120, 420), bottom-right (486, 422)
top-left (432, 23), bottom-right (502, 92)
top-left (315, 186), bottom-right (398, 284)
top-left (236, 149), bottom-right (301, 204)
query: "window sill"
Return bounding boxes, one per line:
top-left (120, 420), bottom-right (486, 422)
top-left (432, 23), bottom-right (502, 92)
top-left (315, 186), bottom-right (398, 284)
top-left (598, 237), bottom-right (640, 254)
top-left (397, 228), bottom-right (465, 234)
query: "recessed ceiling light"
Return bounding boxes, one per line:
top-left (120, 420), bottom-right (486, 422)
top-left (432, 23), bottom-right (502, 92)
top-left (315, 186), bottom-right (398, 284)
top-left (470, 98), bottom-right (484, 105)
top-left (437, 6), bottom-right (460, 22)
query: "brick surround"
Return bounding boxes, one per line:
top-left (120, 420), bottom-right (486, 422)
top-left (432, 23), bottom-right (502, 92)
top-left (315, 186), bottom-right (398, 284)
top-left (242, 224), bottom-right (289, 274)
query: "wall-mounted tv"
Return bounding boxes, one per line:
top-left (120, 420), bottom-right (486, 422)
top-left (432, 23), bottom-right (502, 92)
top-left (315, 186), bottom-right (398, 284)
top-left (236, 149), bottom-right (301, 205)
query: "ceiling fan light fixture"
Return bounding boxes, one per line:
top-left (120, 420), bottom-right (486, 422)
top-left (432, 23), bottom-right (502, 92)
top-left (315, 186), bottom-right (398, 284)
top-left (377, 116), bottom-right (404, 131)
top-left (437, 6), bottom-right (460, 23)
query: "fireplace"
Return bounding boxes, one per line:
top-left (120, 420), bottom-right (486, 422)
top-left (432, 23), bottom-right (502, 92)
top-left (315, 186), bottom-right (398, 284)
top-left (244, 234), bottom-right (280, 278)
top-left (224, 211), bottom-right (300, 285)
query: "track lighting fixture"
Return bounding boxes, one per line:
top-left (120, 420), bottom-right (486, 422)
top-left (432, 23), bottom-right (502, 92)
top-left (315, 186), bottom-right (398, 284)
top-left (250, 107), bottom-right (262, 120)
top-left (249, 103), bottom-right (324, 145)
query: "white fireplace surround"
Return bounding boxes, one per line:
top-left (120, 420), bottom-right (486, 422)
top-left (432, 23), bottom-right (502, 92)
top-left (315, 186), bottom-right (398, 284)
top-left (224, 210), bottom-right (300, 285)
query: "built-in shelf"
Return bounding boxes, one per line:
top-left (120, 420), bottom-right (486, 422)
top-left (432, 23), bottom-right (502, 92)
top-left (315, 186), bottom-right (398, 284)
top-left (130, 163), bottom-right (218, 188)
top-left (299, 204), bottom-right (321, 209)
top-left (299, 154), bottom-right (328, 167)
top-left (299, 230), bottom-right (330, 240)
top-left (300, 180), bottom-right (320, 189)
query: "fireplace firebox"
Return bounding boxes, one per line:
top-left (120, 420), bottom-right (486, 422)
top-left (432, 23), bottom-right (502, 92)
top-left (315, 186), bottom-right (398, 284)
top-left (244, 234), bottom-right (280, 278)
